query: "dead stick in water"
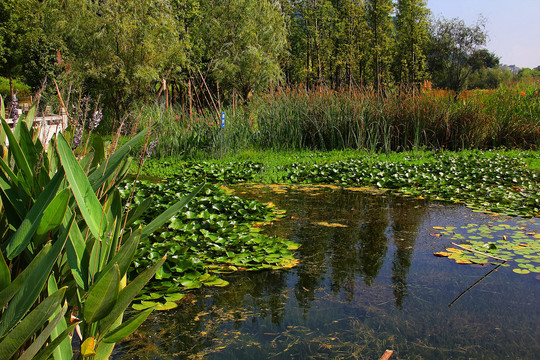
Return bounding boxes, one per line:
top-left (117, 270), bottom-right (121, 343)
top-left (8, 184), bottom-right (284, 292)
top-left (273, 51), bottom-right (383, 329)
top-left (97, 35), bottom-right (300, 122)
top-left (451, 242), bottom-right (509, 262)
top-left (379, 350), bottom-right (394, 360)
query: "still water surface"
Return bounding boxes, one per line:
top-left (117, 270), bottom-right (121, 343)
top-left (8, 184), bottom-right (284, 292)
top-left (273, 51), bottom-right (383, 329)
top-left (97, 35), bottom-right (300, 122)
top-left (114, 185), bottom-right (539, 359)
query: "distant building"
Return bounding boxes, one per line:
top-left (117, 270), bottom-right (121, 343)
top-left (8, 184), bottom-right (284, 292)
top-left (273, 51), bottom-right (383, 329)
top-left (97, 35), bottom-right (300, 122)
top-left (500, 64), bottom-right (519, 74)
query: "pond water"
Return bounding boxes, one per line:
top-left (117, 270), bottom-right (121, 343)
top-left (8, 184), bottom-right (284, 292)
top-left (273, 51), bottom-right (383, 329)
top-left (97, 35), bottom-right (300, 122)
top-left (113, 185), bottom-right (540, 360)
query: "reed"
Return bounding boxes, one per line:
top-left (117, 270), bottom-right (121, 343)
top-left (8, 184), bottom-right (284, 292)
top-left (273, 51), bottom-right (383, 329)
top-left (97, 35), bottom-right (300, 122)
top-left (136, 81), bottom-right (539, 158)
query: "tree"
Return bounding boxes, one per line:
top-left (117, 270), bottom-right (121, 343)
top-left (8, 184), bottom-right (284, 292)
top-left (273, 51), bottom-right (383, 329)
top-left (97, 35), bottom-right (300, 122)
top-left (196, 0), bottom-right (288, 101)
top-left (0, 0), bottom-right (42, 95)
top-left (365, 0), bottom-right (394, 91)
top-left (51, 0), bottom-right (184, 124)
top-left (427, 16), bottom-right (488, 94)
top-left (393, 0), bottom-right (430, 88)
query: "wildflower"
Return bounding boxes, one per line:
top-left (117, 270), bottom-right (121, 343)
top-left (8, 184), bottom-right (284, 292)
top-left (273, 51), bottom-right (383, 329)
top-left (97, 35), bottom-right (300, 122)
top-left (146, 139), bottom-right (159, 159)
top-left (520, 91), bottom-right (526, 96)
top-left (89, 109), bottom-right (102, 131)
top-left (535, 91), bottom-right (538, 96)
top-left (209, 122), bottom-right (213, 126)
top-left (174, 115), bottom-right (180, 120)
top-left (9, 95), bottom-right (19, 123)
top-left (72, 126), bottom-right (83, 150)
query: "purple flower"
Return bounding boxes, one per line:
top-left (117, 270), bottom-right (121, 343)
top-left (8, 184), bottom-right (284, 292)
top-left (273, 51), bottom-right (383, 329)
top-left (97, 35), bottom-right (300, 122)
top-left (10, 95), bottom-right (19, 123)
top-left (89, 109), bottom-right (102, 131)
top-left (146, 139), bottom-right (159, 159)
top-left (72, 126), bottom-right (83, 150)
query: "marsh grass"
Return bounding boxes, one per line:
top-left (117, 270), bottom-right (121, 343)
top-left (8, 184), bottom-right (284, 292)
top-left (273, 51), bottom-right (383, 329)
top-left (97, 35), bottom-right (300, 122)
top-left (136, 81), bottom-right (539, 157)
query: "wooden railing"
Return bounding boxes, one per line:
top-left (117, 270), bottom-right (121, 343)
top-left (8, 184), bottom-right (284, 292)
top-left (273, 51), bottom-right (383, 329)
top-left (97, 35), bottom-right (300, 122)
top-left (4, 107), bottom-right (68, 145)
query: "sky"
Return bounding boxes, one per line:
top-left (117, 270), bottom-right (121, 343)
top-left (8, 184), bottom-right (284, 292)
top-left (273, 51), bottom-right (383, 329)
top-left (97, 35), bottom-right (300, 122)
top-left (426, 0), bottom-right (540, 68)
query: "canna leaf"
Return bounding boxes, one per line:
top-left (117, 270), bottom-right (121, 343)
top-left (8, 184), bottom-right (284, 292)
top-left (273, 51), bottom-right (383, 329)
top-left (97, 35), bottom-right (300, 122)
top-left (31, 323), bottom-right (78, 360)
top-left (0, 118), bottom-right (33, 188)
top-left (3, 168), bottom-right (65, 259)
top-left (0, 218), bottom-right (71, 336)
top-left (98, 256), bottom-right (166, 332)
top-left (83, 263), bottom-right (121, 324)
top-left (88, 128), bottom-right (148, 192)
top-left (18, 303), bottom-right (68, 360)
top-left (57, 133), bottom-right (108, 240)
top-left (47, 276), bottom-right (73, 360)
top-left (97, 228), bottom-right (141, 281)
top-left (0, 250), bottom-right (10, 292)
top-left (64, 209), bottom-right (89, 290)
top-left (0, 243), bottom-right (50, 309)
top-left (101, 308), bottom-right (153, 343)
top-left (0, 287), bottom-right (66, 360)
top-left (36, 188), bottom-right (70, 236)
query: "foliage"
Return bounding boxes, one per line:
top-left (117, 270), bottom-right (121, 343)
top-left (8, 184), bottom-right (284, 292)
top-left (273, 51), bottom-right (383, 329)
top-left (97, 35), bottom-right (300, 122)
top-left (118, 175), bottom-right (299, 308)
top-left (283, 151), bottom-right (540, 217)
top-left (138, 82), bottom-right (540, 158)
top-left (0, 97), bottom-right (201, 359)
top-left (393, 0), bottom-right (430, 88)
top-left (427, 16), bottom-right (488, 93)
top-left (365, 0), bottom-right (395, 91)
top-left (196, 0), bottom-right (287, 101)
top-left (432, 223), bottom-right (540, 274)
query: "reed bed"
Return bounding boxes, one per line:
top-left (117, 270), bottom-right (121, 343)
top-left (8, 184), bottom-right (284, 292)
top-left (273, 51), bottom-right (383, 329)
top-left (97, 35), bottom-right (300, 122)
top-left (136, 80), bottom-right (540, 158)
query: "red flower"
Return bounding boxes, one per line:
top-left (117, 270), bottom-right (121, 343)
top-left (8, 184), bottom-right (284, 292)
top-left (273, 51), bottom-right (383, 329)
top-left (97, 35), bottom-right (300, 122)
top-left (520, 91), bottom-right (526, 96)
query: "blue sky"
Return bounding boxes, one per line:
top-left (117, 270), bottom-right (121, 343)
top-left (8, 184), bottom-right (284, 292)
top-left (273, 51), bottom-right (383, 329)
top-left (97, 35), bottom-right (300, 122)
top-left (427, 0), bottom-right (540, 68)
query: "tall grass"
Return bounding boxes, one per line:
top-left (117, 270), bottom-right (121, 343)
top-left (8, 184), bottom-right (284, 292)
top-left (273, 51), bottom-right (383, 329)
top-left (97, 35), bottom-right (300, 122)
top-left (136, 80), bottom-right (540, 158)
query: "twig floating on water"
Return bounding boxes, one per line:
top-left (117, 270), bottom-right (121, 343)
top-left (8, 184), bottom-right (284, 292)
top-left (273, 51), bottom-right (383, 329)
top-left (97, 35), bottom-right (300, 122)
top-left (451, 242), bottom-right (509, 262)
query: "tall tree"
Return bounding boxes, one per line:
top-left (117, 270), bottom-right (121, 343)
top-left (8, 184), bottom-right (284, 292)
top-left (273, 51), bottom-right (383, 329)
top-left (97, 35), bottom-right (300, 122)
top-left (196, 0), bottom-right (288, 101)
top-left (393, 0), bottom-right (430, 88)
top-left (426, 17), bottom-right (488, 94)
top-left (365, 0), bottom-right (394, 91)
top-left (330, 0), bottom-right (370, 88)
top-left (52, 0), bottom-right (183, 122)
top-left (0, 0), bottom-right (43, 95)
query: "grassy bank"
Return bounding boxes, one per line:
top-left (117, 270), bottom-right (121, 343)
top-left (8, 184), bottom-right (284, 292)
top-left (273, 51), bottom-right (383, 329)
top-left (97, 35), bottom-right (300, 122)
top-left (138, 149), bottom-right (540, 218)
top-left (135, 80), bottom-right (540, 157)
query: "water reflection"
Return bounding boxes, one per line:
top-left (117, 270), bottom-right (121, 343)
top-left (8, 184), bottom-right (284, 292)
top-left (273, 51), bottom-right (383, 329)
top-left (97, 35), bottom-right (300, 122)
top-left (113, 185), bottom-right (540, 360)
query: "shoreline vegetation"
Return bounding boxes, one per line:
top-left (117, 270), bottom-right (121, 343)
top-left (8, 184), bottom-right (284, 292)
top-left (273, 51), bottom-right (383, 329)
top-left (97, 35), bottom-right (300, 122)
top-left (135, 81), bottom-right (540, 159)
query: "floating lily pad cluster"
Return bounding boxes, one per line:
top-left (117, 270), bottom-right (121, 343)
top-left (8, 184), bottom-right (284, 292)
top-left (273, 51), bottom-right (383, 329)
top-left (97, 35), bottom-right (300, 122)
top-left (284, 151), bottom-right (540, 217)
top-left (120, 178), bottom-right (299, 309)
top-left (431, 223), bottom-right (540, 274)
top-left (142, 160), bottom-right (264, 182)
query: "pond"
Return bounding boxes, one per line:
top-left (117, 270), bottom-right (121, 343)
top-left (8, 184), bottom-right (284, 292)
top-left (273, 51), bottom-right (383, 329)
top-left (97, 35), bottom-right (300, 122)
top-left (113, 185), bottom-right (540, 359)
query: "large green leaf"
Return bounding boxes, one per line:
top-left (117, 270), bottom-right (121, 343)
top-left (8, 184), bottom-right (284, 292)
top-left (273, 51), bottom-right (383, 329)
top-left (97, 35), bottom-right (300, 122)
top-left (32, 324), bottom-right (78, 360)
top-left (0, 118), bottom-right (33, 188)
top-left (83, 263), bottom-right (121, 324)
top-left (36, 188), bottom-right (70, 236)
top-left (91, 135), bottom-right (105, 169)
top-left (102, 308), bottom-right (153, 343)
top-left (0, 287), bottom-right (66, 360)
top-left (0, 244), bottom-right (50, 309)
top-left (0, 220), bottom-right (70, 337)
top-left (13, 120), bottom-right (39, 176)
top-left (141, 183), bottom-right (205, 239)
top-left (97, 228), bottom-right (141, 281)
top-left (88, 128), bottom-right (148, 191)
top-left (98, 256), bottom-right (166, 332)
top-left (18, 303), bottom-right (68, 360)
top-left (47, 276), bottom-right (73, 360)
top-left (57, 133), bottom-right (108, 240)
top-left (0, 250), bottom-right (10, 292)
top-left (64, 209), bottom-right (89, 290)
top-left (3, 168), bottom-right (65, 259)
